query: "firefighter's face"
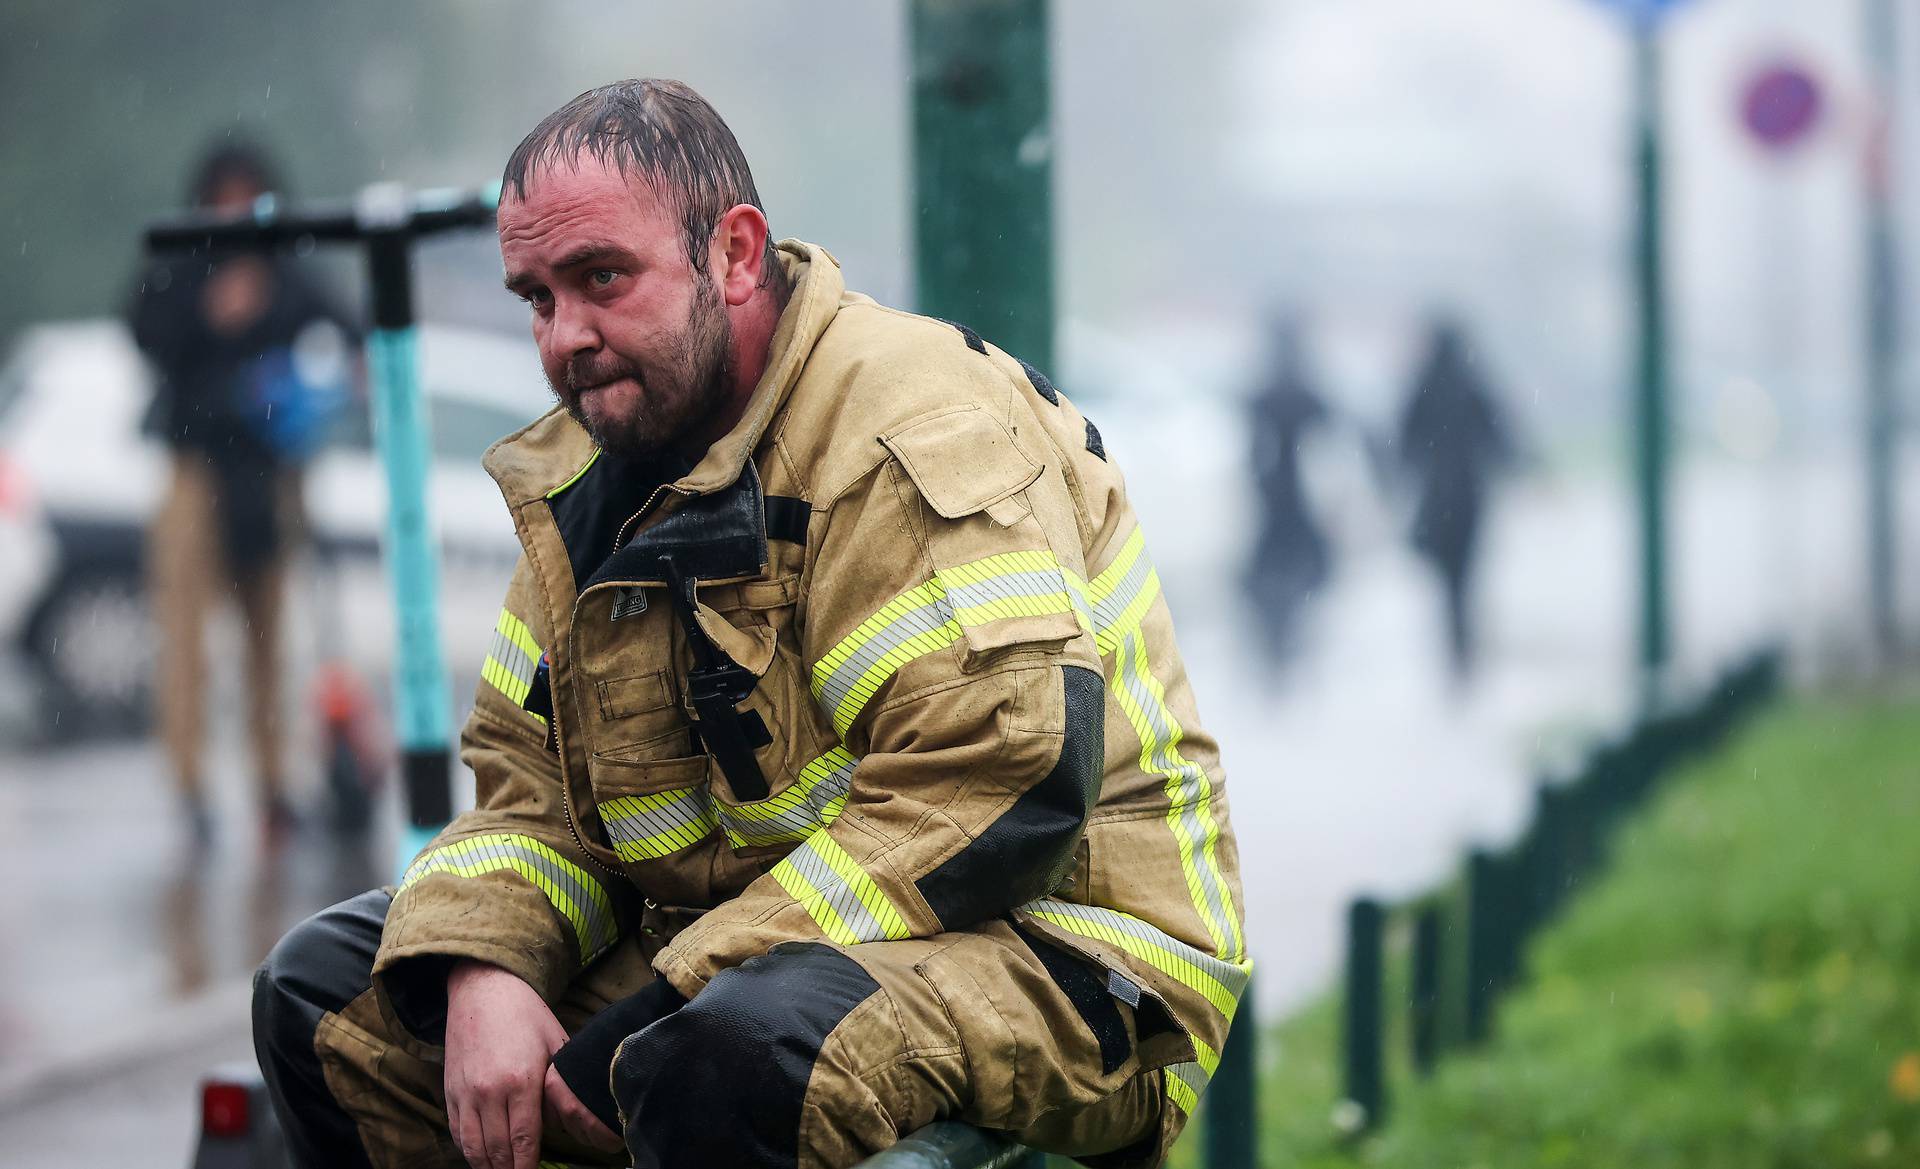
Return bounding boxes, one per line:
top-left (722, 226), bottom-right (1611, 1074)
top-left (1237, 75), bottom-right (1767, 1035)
top-left (499, 155), bottom-right (732, 461)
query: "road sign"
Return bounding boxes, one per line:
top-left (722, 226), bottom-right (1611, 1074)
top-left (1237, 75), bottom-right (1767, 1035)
top-left (1741, 62), bottom-right (1824, 153)
top-left (1590, 0), bottom-right (1693, 28)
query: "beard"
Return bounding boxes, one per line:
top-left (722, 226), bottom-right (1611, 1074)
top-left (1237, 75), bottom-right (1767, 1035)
top-left (553, 270), bottom-right (734, 462)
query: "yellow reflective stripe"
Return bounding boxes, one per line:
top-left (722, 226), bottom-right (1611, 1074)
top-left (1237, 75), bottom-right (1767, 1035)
top-left (1111, 629), bottom-right (1244, 963)
top-left (812, 580), bottom-right (961, 737)
top-left (482, 608), bottom-right (543, 721)
top-left (771, 830), bottom-right (913, 944)
top-left (1087, 526), bottom-right (1147, 606)
top-left (769, 851), bottom-right (862, 944)
top-left (811, 550), bottom-right (1090, 737)
top-left (810, 833), bottom-right (911, 938)
top-left (1193, 1035), bottom-right (1221, 1075)
top-left (714, 746), bottom-right (855, 848)
top-left (1084, 527), bottom-right (1161, 655)
top-left (1164, 1036), bottom-right (1220, 1115)
top-left (1092, 568), bottom-right (1160, 657)
top-left (1024, 899), bottom-right (1249, 1018)
top-left (949, 591), bottom-right (1077, 626)
top-left (496, 609), bottom-right (542, 663)
top-left (545, 447), bottom-right (602, 499)
top-left (1165, 1065), bottom-right (1202, 1115)
top-left (483, 655), bottom-right (533, 706)
top-left (401, 832), bottom-right (617, 962)
top-left (934, 549), bottom-right (1061, 588)
top-left (600, 788), bottom-right (718, 861)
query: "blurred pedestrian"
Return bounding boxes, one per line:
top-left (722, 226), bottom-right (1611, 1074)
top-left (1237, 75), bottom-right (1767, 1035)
top-left (1244, 316), bottom-right (1331, 661)
top-left (1395, 318), bottom-right (1512, 684)
top-left (128, 139), bottom-right (358, 842)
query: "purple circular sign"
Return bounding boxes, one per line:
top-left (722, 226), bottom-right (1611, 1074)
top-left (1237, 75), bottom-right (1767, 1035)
top-left (1742, 63), bottom-right (1824, 152)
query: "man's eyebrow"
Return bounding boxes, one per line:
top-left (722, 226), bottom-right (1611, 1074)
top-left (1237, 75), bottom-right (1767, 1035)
top-left (502, 242), bottom-right (640, 295)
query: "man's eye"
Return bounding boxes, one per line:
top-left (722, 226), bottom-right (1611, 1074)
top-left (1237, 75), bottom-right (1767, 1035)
top-left (589, 270), bottom-right (618, 288)
top-left (523, 288), bottom-right (550, 308)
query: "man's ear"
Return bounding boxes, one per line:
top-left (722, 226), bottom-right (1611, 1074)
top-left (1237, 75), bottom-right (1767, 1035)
top-left (710, 204), bottom-right (772, 307)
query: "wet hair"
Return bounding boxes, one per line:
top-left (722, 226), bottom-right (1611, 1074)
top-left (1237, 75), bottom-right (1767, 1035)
top-left (503, 79), bottom-right (784, 290)
top-left (188, 139), bottom-right (284, 208)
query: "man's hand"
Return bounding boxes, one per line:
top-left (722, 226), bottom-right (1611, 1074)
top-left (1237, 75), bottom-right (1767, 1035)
top-left (543, 1064), bottom-right (623, 1155)
top-left (444, 961), bottom-right (566, 1169)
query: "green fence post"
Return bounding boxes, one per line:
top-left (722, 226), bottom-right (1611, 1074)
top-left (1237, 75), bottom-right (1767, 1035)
top-left (1206, 977), bottom-right (1257, 1169)
top-left (1464, 851), bottom-right (1497, 1045)
top-left (1410, 903), bottom-right (1442, 1075)
top-left (1630, 23), bottom-right (1674, 697)
top-left (1864, 0), bottom-right (1902, 665)
top-left (910, 0), bottom-right (1055, 373)
top-left (1343, 898), bottom-right (1387, 1130)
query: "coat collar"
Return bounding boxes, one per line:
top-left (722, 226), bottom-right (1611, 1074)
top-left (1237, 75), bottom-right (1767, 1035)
top-left (483, 239), bottom-right (846, 508)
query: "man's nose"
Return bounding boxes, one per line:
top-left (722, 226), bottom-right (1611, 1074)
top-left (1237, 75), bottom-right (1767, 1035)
top-left (549, 297), bottom-right (602, 359)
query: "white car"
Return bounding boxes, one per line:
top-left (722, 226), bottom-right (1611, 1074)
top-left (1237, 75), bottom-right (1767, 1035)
top-left (0, 319), bottom-right (553, 736)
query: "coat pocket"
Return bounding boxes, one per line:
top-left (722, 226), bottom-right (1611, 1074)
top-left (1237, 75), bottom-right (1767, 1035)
top-left (586, 752), bottom-right (718, 865)
top-left (591, 667), bottom-right (693, 760)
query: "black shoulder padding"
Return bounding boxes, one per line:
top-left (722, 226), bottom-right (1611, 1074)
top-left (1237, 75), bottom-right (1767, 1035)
top-left (937, 317), bottom-right (989, 355)
top-left (1017, 358), bottom-right (1061, 406)
top-left (914, 665), bottom-right (1104, 929)
top-left (764, 495), bottom-right (810, 545)
top-left (1011, 924), bottom-right (1131, 1075)
top-left (1085, 417), bottom-right (1107, 461)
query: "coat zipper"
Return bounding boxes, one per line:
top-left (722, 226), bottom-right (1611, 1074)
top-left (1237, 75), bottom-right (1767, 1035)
top-left (554, 481), bottom-right (694, 884)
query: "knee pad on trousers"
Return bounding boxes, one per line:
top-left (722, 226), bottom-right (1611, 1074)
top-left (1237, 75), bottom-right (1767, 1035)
top-left (612, 943), bottom-right (881, 1169)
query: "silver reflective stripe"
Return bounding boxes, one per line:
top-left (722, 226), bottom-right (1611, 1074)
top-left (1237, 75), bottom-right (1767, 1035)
top-left (600, 787), bottom-right (718, 861)
top-left (1112, 628), bottom-right (1241, 962)
top-left (1164, 1060), bottom-right (1208, 1114)
top-left (401, 832), bottom-right (617, 962)
top-left (778, 838), bottom-right (898, 943)
top-left (1021, 898), bottom-right (1249, 1017)
top-left (944, 568), bottom-right (1074, 613)
top-left (812, 594), bottom-right (956, 733)
top-left (714, 747), bottom-right (856, 847)
top-left (1091, 549), bottom-right (1157, 643)
top-left (488, 632), bottom-right (537, 687)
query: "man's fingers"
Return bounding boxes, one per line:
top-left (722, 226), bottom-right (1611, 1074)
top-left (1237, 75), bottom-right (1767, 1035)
top-left (507, 1081), bottom-right (543, 1169)
top-left (452, 1090), bottom-right (487, 1169)
top-left (544, 1065), bottom-right (621, 1152)
top-left (477, 1088), bottom-right (517, 1169)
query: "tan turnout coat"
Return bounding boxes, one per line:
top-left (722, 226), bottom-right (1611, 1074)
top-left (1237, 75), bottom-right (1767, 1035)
top-left (372, 241), bottom-right (1249, 1126)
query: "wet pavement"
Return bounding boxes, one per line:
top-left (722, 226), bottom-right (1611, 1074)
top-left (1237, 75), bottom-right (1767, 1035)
top-left (0, 444), bottom-right (1908, 1167)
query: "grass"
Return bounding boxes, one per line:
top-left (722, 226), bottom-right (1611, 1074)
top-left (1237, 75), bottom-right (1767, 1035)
top-left (1172, 691), bottom-right (1920, 1169)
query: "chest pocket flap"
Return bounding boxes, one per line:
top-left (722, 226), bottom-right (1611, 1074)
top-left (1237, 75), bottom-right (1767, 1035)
top-left (881, 405), bottom-right (1042, 523)
top-left (881, 405), bottom-right (1085, 669)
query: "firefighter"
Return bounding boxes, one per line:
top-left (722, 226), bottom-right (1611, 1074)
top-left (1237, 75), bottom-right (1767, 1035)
top-left (253, 79), bottom-right (1247, 1169)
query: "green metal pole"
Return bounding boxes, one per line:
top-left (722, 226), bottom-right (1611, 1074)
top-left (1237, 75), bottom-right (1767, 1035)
top-left (1631, 25), bottom-right (1672, 695)
top-left (1864, 0), bottom-right (1902, 664)
top-left (1206, 977), bottom-right (1257, 1169)
top-left (1342, 898), bottom-right (1386, 1131)
top-left (910, 0), bottom-right (1055, 373)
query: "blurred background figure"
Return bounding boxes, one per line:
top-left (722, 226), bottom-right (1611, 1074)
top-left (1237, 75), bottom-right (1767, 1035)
top-left (127, 140), bottom-right (358, 844)
top-left (1395, 318), bottom-right (1514, 685)
top-left (1243, 315), bottom-right (1333, 664)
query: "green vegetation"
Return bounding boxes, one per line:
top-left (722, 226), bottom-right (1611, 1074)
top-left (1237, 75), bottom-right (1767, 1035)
top-left (1180, 692), bottom-right (1920, 1168)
